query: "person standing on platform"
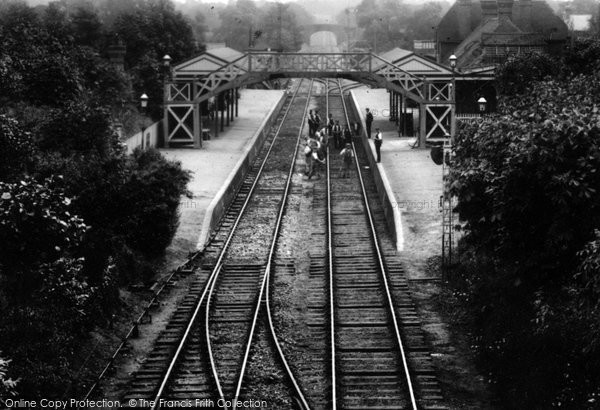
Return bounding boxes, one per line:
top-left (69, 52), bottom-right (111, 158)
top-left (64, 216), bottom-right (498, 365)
top-left (366, 108), bottom-right (374, 138)
top-left (374, 128), bottom-right (383, 163)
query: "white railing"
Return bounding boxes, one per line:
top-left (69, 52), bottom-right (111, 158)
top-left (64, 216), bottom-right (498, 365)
top-left (456, 113), bottom-right (483, 122)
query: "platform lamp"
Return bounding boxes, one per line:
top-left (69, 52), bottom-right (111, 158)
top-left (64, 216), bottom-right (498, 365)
top-left (478, 97), bottom-right (487, 114)
top-left (449, 54), bottom-right (457, 70)
top-left (163, 54), bottom-right (172, 69)
top-left (140, 93), bottom-right (149, 149)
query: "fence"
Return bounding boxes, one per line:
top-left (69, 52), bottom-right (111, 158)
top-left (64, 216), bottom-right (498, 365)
top-left (456, 113), bottom-right (484, 123)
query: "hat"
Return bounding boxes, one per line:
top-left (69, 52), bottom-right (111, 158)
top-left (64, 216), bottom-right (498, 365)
top-left (345, 143), bottom-right (351, 148)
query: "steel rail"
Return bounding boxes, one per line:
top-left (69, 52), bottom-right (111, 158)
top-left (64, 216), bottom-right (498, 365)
top-left (150, 79), bottom-right (305, 410)
top-left (325, 79), bottom-right (338, 410)
top-left (203, 78), bottom-right (311, 409)
top-left (245, 78), bottom-right (315, 410)
top-left (80, 255), bottom-right (200, 406)
top-left (337, 78), bottom-right (419, 410)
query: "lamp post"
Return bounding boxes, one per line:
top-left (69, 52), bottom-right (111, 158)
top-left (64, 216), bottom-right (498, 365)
top-left (449, 54), bottom-right (457, 143)
top-left (162, 54), bottom-right (172, 148)
top-left (140, 93), bottom-right (148, 149)
top-left (441, 54), bottom-right (458, 271)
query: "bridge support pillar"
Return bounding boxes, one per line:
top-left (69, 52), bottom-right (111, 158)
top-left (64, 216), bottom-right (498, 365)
top-left (235, 88), bottom-right (239, 117)
top-left (419, 103), bottom-right (427, 147)
top-left (193, 103), bottom-right (201, 148)
top-left (388, 91), bottom-right (393, 122)
top-left (214, 105), bottom-right (219, 139)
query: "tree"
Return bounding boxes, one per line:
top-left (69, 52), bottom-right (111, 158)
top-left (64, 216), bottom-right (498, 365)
top-left (495, 51), bottom-right (561, 98)
top-left (261, 3), bottom-right (304, 51)
top-left (0, 0), bottom-right (193, 398)
top-left (354, 0), bottom-right (411, 52)
top-left (0, 177), bottom-right (87, 279)
top-left (214, 0), bottom-right (260, 51)
top-left (448, 40), bottom-right (600, 407)
top-left (0, 115), bottom-right (36, 182)
top-left (562, 37), bottom-right (600, 76)
top-left (113, 0), bottom-right (197, 67)
top-left (70, 5), bottom-right (104, 48)
top-left (37, 101), bottom-right (121, 156)
top-left (405, 2), bottom-right (445, 43)
top-left (112, 0), bottom-right (197, 119)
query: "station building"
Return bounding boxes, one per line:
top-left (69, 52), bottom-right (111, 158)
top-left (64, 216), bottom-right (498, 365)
top-left (436, 0), bottom-right (569, 70)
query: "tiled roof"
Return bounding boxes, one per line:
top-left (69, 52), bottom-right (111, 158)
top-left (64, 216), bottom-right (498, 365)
top-left (437, 1), bottom-right (568, 44)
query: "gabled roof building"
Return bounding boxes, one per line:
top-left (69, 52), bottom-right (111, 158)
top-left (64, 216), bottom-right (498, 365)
top-left (436, 0), bottom-right (568, 70)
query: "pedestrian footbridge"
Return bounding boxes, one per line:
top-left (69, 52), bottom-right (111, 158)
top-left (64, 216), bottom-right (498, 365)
top-left (164, 47), bottom-right (492, 147)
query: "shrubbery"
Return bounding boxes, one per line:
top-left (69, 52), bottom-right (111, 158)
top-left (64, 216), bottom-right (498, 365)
top-left (123, 148), bottom-right (191, 256)
top-left (0, 178), bottom-right (92, 397)
top-left (0, 0), bottom-right (194, 399)
top-left (449, 40), bottom-right (600, 407)
top-left (0, 354), bottom-right (17, 399)
top-left (0, 105), bottom-right (190, 400)
top-left (0, 115), bottom-right (36, 181)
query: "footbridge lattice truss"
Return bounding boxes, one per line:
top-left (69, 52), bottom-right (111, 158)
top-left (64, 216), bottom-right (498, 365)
top-left (164, 51), bottom-right (456, 145)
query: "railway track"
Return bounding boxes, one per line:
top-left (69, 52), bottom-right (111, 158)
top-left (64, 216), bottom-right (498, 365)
top-left (101, 77), bottom-right (445, 410)
top-left (327, 79), bottom-right (445, 410)
top-left (269, 79), bottom-right (446, 409)
top-left (119, 79), bottom-right (313, 409)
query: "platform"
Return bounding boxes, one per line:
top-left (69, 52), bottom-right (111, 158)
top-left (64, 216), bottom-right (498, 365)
top-left (351, 89), bottom-right (443, 279)
top-left (159, 89), bottom-right (285, 271)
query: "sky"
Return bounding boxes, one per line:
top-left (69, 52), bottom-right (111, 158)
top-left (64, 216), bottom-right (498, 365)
top-left (172, 0), bottom-right (435, 3)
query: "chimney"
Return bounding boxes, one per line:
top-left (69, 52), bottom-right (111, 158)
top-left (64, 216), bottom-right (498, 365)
top-left (497, 0), bottom-right (514, 20)
top-left (518, 0), bottom-right (533, 31)
top-left (480, 0), bottom-right (497, 21)
top-left (456, 0), bottom-right (472, 40)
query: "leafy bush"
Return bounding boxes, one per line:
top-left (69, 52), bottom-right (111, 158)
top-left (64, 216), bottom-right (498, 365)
top-left (37, 102), bottom-right (122, 156)
top-left (495, 51), bottom-right (561, 96)
top-left (562, 37), bottom-right (600, 76)
top-left (122, 148), bottom-right (191, 256)
top-left (449, 42), bottom-right (600, 407)
top-left (0, 177), bottom-right (93, 398)
top-left (0, 353), bottom-right (18, 399)
top-left (0, 115), bottom-right (36, 181)
top-left (0, 0), bottom-right (195, 399)
top-left (0, 177), bottom-right (87, 276)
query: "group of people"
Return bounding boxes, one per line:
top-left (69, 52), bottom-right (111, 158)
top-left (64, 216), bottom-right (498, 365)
top-left (302, 107), bottom-right (384, 179)
top-left (304, 110), bottom-right (356, 179)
